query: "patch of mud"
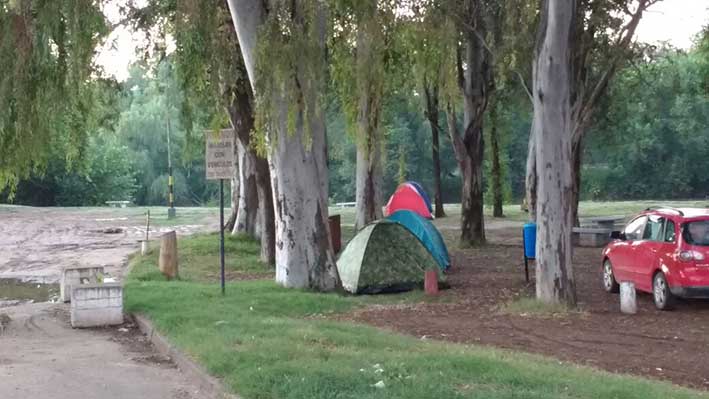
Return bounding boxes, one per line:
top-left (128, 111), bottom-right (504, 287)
top-left (0, 279), bottom-right (59, 304)
top-left (103, 319), bottom-right (177, 369)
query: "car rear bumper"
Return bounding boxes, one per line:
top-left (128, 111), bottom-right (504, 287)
top-left (670, 286), bottom-right (709, 298)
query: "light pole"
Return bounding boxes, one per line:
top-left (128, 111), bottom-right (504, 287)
top-left (166, 115), bottom-right (176, 219)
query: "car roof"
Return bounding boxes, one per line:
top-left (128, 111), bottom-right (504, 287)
top-left (643, 207), bottom-right (709, 221)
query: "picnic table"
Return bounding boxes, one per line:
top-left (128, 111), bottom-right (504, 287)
top-left (572, 227), bottom-right (613, 247)
top-left (105, 201), bottom-right (131, 208)
top-left (584, 216), bottom-right (625, 230)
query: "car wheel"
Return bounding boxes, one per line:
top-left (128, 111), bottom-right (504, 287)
top-left (653, 272), bottom-right (676, 311)
top-left (603, 259), bottom-right (620, 293)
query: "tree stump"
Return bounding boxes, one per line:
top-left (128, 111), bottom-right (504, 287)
top-left (620, 281), bottom-right (637, 314)
top-left (159, 231), bottom-right (178, 280)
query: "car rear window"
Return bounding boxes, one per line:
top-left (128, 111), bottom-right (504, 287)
top-left (683, 221), bottom-right (709, 246)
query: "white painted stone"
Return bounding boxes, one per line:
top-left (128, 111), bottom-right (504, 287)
top-left (60, 266), bottom-right (104, 303)
top-left (620, 281), bottom-right (637, 314)
top-left (70, 283), bottom-right (123, 328)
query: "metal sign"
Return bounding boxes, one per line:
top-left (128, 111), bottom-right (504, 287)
top-left (205, 129), bottom-right (236, 180)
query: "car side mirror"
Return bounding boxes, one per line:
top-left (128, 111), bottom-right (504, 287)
top-left (610, 231), bottom-right (625, 240)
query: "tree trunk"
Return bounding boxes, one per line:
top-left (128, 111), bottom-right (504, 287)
top-left (456, 0), bottom-right (491, 247)
top-left (490, 100), bottom-right (504, 218)
top-left (233, 140), bottom-right (259, 236)
top-left (255, 158), bottom-right (275, 265)
top-left (227, 0), bottom-right (338, 290)
top-left (533, 0), bottom-right (577, 307)
top-left (446, 99), bottom-right (485, 247)
top-left (224, 156), bottom-right (239, 232)
top-left (226, 75), bottom-right (275, 264)
top-left (525, 119), bottom-right (537, 221)
top-left (571, 134), bottom-right (583, 227)
top-left (354, 16), bottom-right (384, 230)
top-left (424, 82), bottom-right (445, 218)
top-left (459, 121), bottom-right (486, 246)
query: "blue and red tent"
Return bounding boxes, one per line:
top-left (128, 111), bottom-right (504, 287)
top-left (384, 181), bottom-right (433, 219)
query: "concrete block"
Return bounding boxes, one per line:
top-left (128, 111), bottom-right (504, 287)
top-left (620, 281), bottom-right (637, 314)
top-left (71, 283), bottom-right (123, 328)
top-left (60, 265), bottom-right (105, 303)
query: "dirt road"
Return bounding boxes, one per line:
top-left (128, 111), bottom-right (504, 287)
top-left (0, 205), bottom-right (217, 283)
top-left (0, 302), bottom-right (205, 399)
top-left (0, 205), bottom-right (220, 398)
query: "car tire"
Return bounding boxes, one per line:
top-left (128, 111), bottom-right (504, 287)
top-left (603, 259), bottom-right (620, 293)
top-left (653, 272), bottom-right (676, 311)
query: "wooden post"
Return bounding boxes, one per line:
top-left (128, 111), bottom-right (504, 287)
top-left (424, 270), bottom-right (439, 295)
top-left (159, 231), bottom-right (178, 280)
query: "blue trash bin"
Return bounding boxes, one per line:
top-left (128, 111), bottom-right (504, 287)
top-left (523, 222), bottom-right (536, 259)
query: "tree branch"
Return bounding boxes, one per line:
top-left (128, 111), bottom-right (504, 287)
top-left (573, 0), bottom-right (655, 146)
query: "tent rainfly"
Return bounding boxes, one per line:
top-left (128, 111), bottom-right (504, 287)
top-left (384, 182), bottom-right (433, 219)
top-left (387, 209), bottom-right (451, 271)
top-left (336, 220), bottom-right (442, 294)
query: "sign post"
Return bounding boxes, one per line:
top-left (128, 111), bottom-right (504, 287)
top-left (206, 129), bottom-right (235, 295)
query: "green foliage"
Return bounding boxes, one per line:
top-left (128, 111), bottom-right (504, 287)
top-left (116, 60), bottom-right (218, 206)
top-left (0, 0), bottom-right (109, 193)
top-left (253, 0), bottom-right (328, 148)
top-left (584, 47), bottom-right (709, 200)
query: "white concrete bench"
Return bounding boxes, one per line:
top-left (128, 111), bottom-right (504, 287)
top-left (70, 283), bottom-right (123, 328)
top-left (60, 265), bottom-right (105, 302)
top-left (105, 200), bottom-right (131, 208)
top-left (573, 227), bottom-right (612, 248)
top-left (335, 202), bottom-right (356, 208)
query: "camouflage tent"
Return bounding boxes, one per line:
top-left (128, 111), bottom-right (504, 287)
top-left (336, 220), bottom-right (443, 294)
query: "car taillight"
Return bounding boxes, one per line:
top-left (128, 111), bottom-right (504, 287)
top-left (679, 251), bottom-right (705, 261)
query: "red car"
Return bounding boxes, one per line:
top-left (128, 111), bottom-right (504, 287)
top-left (602, 207), bottom-right (709, 310)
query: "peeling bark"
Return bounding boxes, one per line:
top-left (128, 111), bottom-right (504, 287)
top-left (233, 141), bottom-right (259, 236)
top-left (525, 118), bottom-right (538, 221)
top-left (224, 155), bottom-right (239, 232)
top-left (533, 0), bottom-right (577, 307)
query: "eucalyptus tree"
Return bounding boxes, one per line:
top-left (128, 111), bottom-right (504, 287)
top-left (227, 0), bottom-right (339, 290)
top-left (531, 0), bottom-right (658, 306)
top-left (0, 0), bottom-right (108, 194)
top-left (526, 0), bottom-right (660, 226)
top-left (532, 0), bottom-right (577, 305)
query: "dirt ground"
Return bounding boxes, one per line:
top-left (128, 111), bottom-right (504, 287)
top-left (0, 205), bottom-right (217, 283)
top-left (0, 302), bottom-right (206, 399)
top-left (344, 225), bottom-right (709, 390)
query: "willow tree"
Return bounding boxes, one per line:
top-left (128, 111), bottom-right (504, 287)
top-left (227, 0), bottom-right (338, 290)
top-left (330, 0), bottom-right (398, 229)
top-left (0, 0), bottom-right (108, 193)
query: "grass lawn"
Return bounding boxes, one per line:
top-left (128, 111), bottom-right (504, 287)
top-left (125, 233), bottom-right (707, 399)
